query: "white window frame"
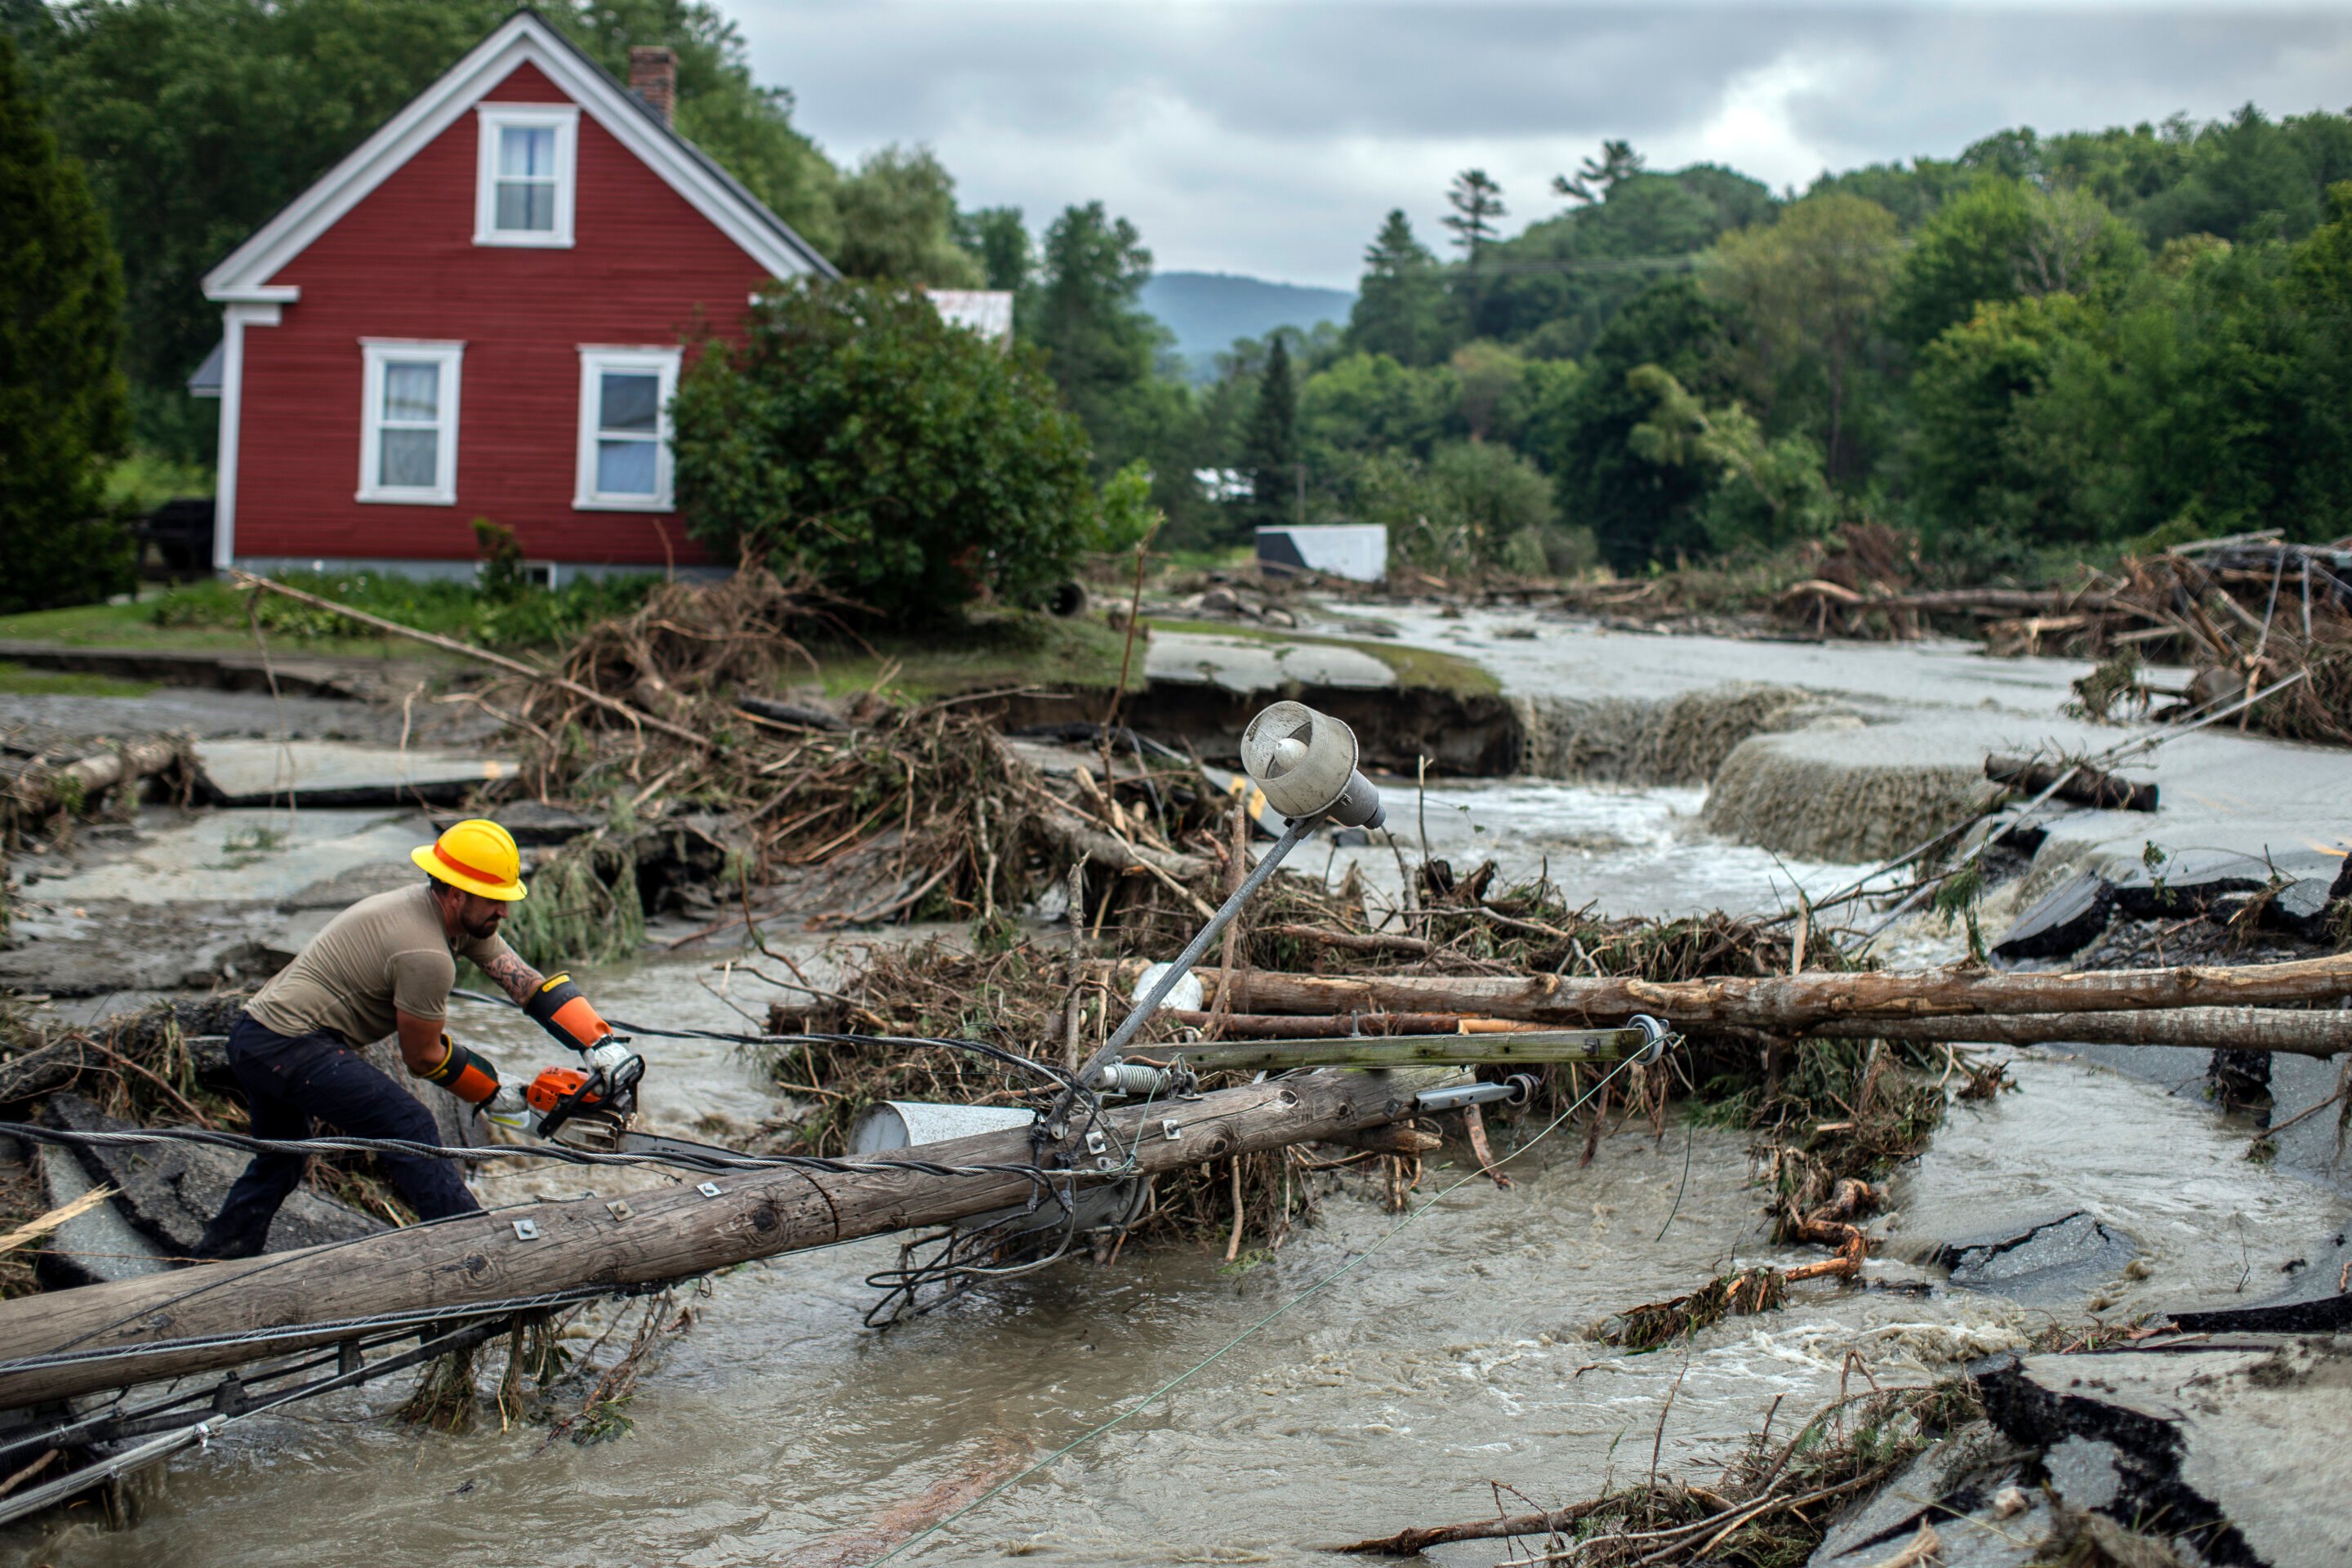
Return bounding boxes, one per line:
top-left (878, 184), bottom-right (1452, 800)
top-left (356, 340), bottom-right (463, 506)
top-left (574, 346), bottom-right (680, 511)
top-left (474, 103), bottom-right (578, 247)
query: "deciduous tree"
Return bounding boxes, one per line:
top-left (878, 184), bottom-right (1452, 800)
top-left (673, 279), bottom-right (1094, 622)
top-left (1705, 192), bottom-right (1900, 482)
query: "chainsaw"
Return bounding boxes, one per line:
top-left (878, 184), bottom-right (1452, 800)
top-left (484, 973), bottom-right (744, 1165)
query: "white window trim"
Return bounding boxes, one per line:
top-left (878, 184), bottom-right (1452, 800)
top-left (357, 340), bottom-right (464, 506)
top-left (474, 103), bottom-right (578, 248)
top-left (574, 346), bottom-right (680, 512)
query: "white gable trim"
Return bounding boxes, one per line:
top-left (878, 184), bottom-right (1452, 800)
top-left (203, 11), bottom-right (831, 300)
top-left (211, 302), bottom-right (283, 571)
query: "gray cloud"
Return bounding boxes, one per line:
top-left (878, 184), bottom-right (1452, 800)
top-left (733, 2), bottom-right (2352, 287)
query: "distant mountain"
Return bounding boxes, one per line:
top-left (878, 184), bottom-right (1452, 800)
top-left (1142, 271), bottom-right (1355, 380)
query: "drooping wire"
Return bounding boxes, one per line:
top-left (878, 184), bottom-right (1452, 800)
top-left (864, 1050), bottom-right (1654, 1567)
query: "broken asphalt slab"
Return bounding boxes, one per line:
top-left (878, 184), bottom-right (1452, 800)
top-left (1143, 629), bottom-right (1396, 694)
top-left (1972, 1338), bottom-right (2352, 1566)
top-left (1930, 1211), bottom-right (2140, 1304)
top-left (41, 1094), bottom-right (383, 1267)
top-left (193, 738), bottom-right (519, 808)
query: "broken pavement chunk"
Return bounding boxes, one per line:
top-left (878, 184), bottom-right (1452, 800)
top-left (1974, 1339), bottom-right (2352, 1567)
top-left (1930, 1211), bottom-right (2137, 1304)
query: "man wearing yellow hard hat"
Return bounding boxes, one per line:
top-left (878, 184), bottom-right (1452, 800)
top-left (195, 819), bottom-right (621, 1259)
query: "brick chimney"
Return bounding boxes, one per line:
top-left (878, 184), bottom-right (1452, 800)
top-left (629, 47), bottom-right (677, 127)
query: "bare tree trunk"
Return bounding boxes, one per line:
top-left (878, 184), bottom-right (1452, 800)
top-left (1158, 953), bottom-right (2352, 1031)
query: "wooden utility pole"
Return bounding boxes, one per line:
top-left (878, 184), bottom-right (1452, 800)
top-left (0, 1067), bottom-right (1453, 1411)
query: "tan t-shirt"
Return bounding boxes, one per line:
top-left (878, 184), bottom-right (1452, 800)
top-left (246, 884), bottom-right (513, 1049)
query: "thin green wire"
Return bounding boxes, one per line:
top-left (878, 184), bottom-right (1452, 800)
top-left (866, 1058), bottom-right (1642, 1566)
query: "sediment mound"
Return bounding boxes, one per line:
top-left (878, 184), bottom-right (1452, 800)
top-left (1513, 683), bottom-right (1845, 785)
top-left (1702, 724), bottom-right (1998, 862)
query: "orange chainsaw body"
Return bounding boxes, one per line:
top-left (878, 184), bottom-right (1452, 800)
top-left (526, 1065), bottom-right (599, 1115)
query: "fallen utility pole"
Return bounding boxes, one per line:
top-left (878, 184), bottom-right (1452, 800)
top-left (1162, 952), bottom-right (2352, 1032)
top-left (1163, 1009), bottom-right (1530, 1038)
top-left (227, 570), bottom-right (710, 751)
top-left (1808, 1005), bottom-right (2352, 1055)
top-left (1158, 1027), bottom-right (1650, 1075)
top-left (0, 1066), bottom-right (1453, 1412)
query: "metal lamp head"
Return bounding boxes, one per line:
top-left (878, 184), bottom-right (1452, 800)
top-left (1241, 701), bottom-right (1386, 829)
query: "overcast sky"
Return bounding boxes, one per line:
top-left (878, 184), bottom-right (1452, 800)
top-left (732, 2), bottom-right (2352, 290)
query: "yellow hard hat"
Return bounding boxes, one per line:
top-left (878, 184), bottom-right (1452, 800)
top-left (412, 818), bottom-right (528, 902)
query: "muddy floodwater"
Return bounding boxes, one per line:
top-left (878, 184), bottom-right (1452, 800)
top-left (6, 621), bottom-right (2347, 1566)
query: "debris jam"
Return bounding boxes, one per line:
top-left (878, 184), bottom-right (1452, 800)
top-left (0, 572), bottom-right (2343, 1567)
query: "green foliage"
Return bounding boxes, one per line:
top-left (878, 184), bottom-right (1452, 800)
top-left (0, 30), bottom-right (135, 613)
top-left (1539, 277), bottom-right (1733, 571)
top-left (1704, 191), bottom-right (1901, 481)
top-left (471, 518), bottom-right (527, 600)
top-left (1441, 168), bottom-right (1507, 261)
top-left (1346, 209), bottom-right (1449, 366)
top-left (1090, 458), bottom-right (1158, 554)
top-left (672, 278), bottom-right (1094, 622)
top-left (1236, 334), bottom-right (1298, 530)
top-left (1627, 366), bottom-right (1832, 552)
top-left (101, 449), bottom-right (209, 513)
top-left (1368, 440), bottom-right (1575, 577)
top-left (149, 569), bottom-right (657, 650)
top-left (1298, 351), bottom-right (1459, 470)
top-left (831, 145), bottom-right (982, 287)
top-left (956, 204), bottom-right (1031, 292)
top-left (1470, 161), bottom-right (1771, 354)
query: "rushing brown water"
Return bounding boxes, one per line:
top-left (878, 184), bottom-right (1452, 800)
top-left (8, 622), bottom-right (2345, 1566)
top-left (9, 936), bottom-right (2342, 1567)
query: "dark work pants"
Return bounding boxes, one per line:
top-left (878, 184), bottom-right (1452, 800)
top-left (196, 1013), bottom-right (481, 1259)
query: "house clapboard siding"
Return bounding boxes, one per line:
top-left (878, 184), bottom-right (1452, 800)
top-left (202, 13), bottom-right (838, 577)
top-left (236, 61), bottom-right (762, 571)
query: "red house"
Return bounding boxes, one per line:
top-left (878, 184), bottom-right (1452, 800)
top-left (198, 9), bottom-right (835, 580)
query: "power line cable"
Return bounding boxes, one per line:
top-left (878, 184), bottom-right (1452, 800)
top-left (865, 1050), bottom-right (1650, 1566)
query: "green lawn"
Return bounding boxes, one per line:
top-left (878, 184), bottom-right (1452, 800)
top-left (792, 612), bottom-right (1142, 701)
top-left (0, 661), bottom-right (158, 697)
top-left (0, 599), bottom-right (439, 661)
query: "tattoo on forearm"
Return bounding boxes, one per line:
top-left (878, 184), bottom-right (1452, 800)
top-left (479, 947), bottom-right (545, 1006)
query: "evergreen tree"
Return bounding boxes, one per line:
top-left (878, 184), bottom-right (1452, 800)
top-left (1347, 209), bottom-right (1447, 365)
top-left (1552, 139), bottom-right (1646, 205)
top-left (1238, 334), bottom-right (1298, 531)
top-left (956, 205), bottom-right (1031, 292)
top-left (0, 30), bottom-right (135, 612)
top-left (1441, 169), bottom-right (1507, 261)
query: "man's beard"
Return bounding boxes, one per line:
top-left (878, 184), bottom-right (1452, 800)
top-left (463, 908), bottom-right (504, 940)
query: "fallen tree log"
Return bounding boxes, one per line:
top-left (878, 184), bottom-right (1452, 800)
top-left (1809, 1005), bottom-right (2352, 1055)
top-left (1148, 952), bottom-right (2352, 1031)
top-left (0, 1066), bottom-right (1453, 1410)
top-left (1984, 754), bottom-right (2158, 813)
top-left (7, 736), bottom-right (190, 820)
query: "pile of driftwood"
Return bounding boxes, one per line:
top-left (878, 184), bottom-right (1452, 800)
top-left (232, 568), bottom-right (1235, 934)
top-left (1777, 532), bottom-right (2352, 744)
